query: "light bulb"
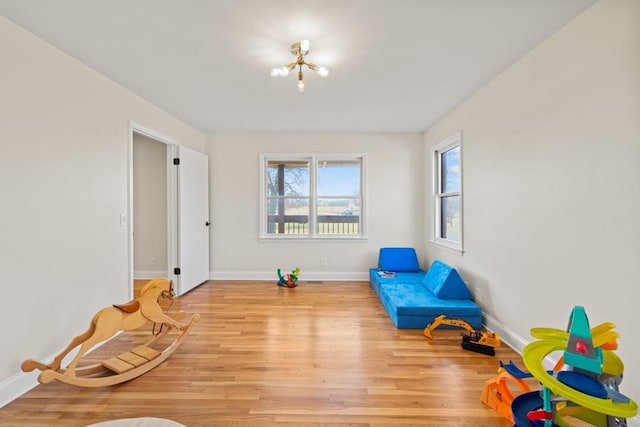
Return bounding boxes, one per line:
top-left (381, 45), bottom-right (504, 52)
top-left (297, 79), bottom-right (305, 92)
top-left (317, 66), bottom-right (329, 77)
top-left (270, 66), bottom-right (289, 77)
top-left (300, 39), bottom-right (310, 54)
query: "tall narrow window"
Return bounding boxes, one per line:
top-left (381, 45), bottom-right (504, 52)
top-left (317, 159), bottom-right (361, 235)
top-left (261, 154), bottom-right (365, 239)
top-left (432, 132), bottom-right (463, 252)
top-left (266, 160), bottom-right (310, 235)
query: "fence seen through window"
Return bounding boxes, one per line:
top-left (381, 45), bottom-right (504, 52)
top-left (265, 156), bottom-right (363, 237)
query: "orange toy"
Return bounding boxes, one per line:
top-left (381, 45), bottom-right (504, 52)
top-left (481, 361), bottom-right (535, 423)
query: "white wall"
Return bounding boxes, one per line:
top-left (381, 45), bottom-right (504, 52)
top-left (206, 132), bottom-right (423, 279)
top-left (0, 15), bottom-right (204, 404)
top-left (423, 0), bottom-right (640, 405)
top-left (133, 134), bottom-right (168, 278)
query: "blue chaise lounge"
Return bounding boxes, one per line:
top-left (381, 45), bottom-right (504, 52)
top-left (369, 247), bottom-right (482, 329)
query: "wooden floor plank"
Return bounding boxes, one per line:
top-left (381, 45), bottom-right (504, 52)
top-left (1, 280), bottom-right (523, 426)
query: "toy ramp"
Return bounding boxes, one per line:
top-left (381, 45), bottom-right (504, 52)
top-left (481, 365), bottom-right (533, 423)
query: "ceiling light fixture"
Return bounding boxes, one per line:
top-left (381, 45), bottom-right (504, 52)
top-left (270, 40), bottom-right (329, 92)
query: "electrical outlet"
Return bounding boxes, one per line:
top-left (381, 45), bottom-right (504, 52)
top-left (475, 287), bottom-right (482, 302)
top-left (119, 213), bottom-right (127, 227)
top-left (320, 258), bottom-right (327, 268)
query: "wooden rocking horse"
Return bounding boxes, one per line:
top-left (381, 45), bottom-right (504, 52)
top-left (22, 277), bottom-right (199, 387)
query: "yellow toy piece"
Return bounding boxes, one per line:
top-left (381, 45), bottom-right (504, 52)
top-left (424, 314), bottom-right (500, 355)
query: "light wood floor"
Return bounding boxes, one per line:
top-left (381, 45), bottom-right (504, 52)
top-left (1, 280), bottom-right (527, 426)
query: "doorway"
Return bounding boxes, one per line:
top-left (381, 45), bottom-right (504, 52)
top-left (128, 123), bottom-right (178, 299)
top-left (132, 133), bottom-right (169, 281)
top-left (128, 123), bottom-right (210, 298)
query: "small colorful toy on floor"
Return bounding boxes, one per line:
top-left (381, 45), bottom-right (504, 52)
top-left (277, 267), bottom-right (300, 288)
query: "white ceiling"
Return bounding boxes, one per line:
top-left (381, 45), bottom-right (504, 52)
top-left (1, 0), bottom-right (597, 133)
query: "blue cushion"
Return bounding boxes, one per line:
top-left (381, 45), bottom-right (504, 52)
top-left (423, 260), bottom-right (472, 300)
top-left (369, 268), bottom-right (425, 297)
top-left (369, 269), bottom-right (426, 285)
top-left (378, 283), bottom-right (482, 329)
top-left (378, 247), bottom-right (420, 272)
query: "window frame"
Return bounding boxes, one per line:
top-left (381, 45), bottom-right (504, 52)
top-left (431, 132), bottom-right (464, 254)
top-left (259, 153), bottom-right (367, 240)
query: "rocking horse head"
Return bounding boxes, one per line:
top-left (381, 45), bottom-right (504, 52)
top-left (140, 277), bottom-right (174, 300)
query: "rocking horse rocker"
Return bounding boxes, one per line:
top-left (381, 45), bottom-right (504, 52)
top-left (22, 277), bottom-right (200, 387)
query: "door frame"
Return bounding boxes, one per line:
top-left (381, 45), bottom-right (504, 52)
top-left (128, 121), bottom-right (179, 298)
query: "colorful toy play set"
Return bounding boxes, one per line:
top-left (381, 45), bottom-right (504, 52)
top-left (277, 267), bottom-right (300, 288)
top-left (482, 305), bottom-right (637, 426)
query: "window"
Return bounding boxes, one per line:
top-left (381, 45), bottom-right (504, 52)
top-left (432, 132), bottom-right (463, 253)
top-left (260, 154), bottom-right (365, 239)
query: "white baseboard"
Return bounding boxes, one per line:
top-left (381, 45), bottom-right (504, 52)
top-left (134, 270), bottom-right (168, 279)
top-left (483, 312), bottom-right (529, 356)
top-left (484, 312), bottom-right (558, 371)
top-left (137, 270), bottom-right (370, 282)
top-left (0, 370), bottom-right (40, 409)
top-left (209, 271), bottom-right (369, 281)
top-left (0, 333), bottom-right (120, 409)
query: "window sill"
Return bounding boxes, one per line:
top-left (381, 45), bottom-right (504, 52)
top-left (259, 235), bottom-right (368, 243)
top-left (429, 239), bottom-right (464, 255)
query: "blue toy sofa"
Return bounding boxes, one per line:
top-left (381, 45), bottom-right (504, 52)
top-left (369, 247), bottom-right (482, 329)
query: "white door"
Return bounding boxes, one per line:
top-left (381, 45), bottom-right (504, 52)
top-left (177, 145), bottom-right (210, 295)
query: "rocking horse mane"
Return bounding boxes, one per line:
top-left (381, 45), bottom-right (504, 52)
top-left (140, 277), bottom-right (172, 296)
top-left (113, 277), bottom-right (171, 313)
